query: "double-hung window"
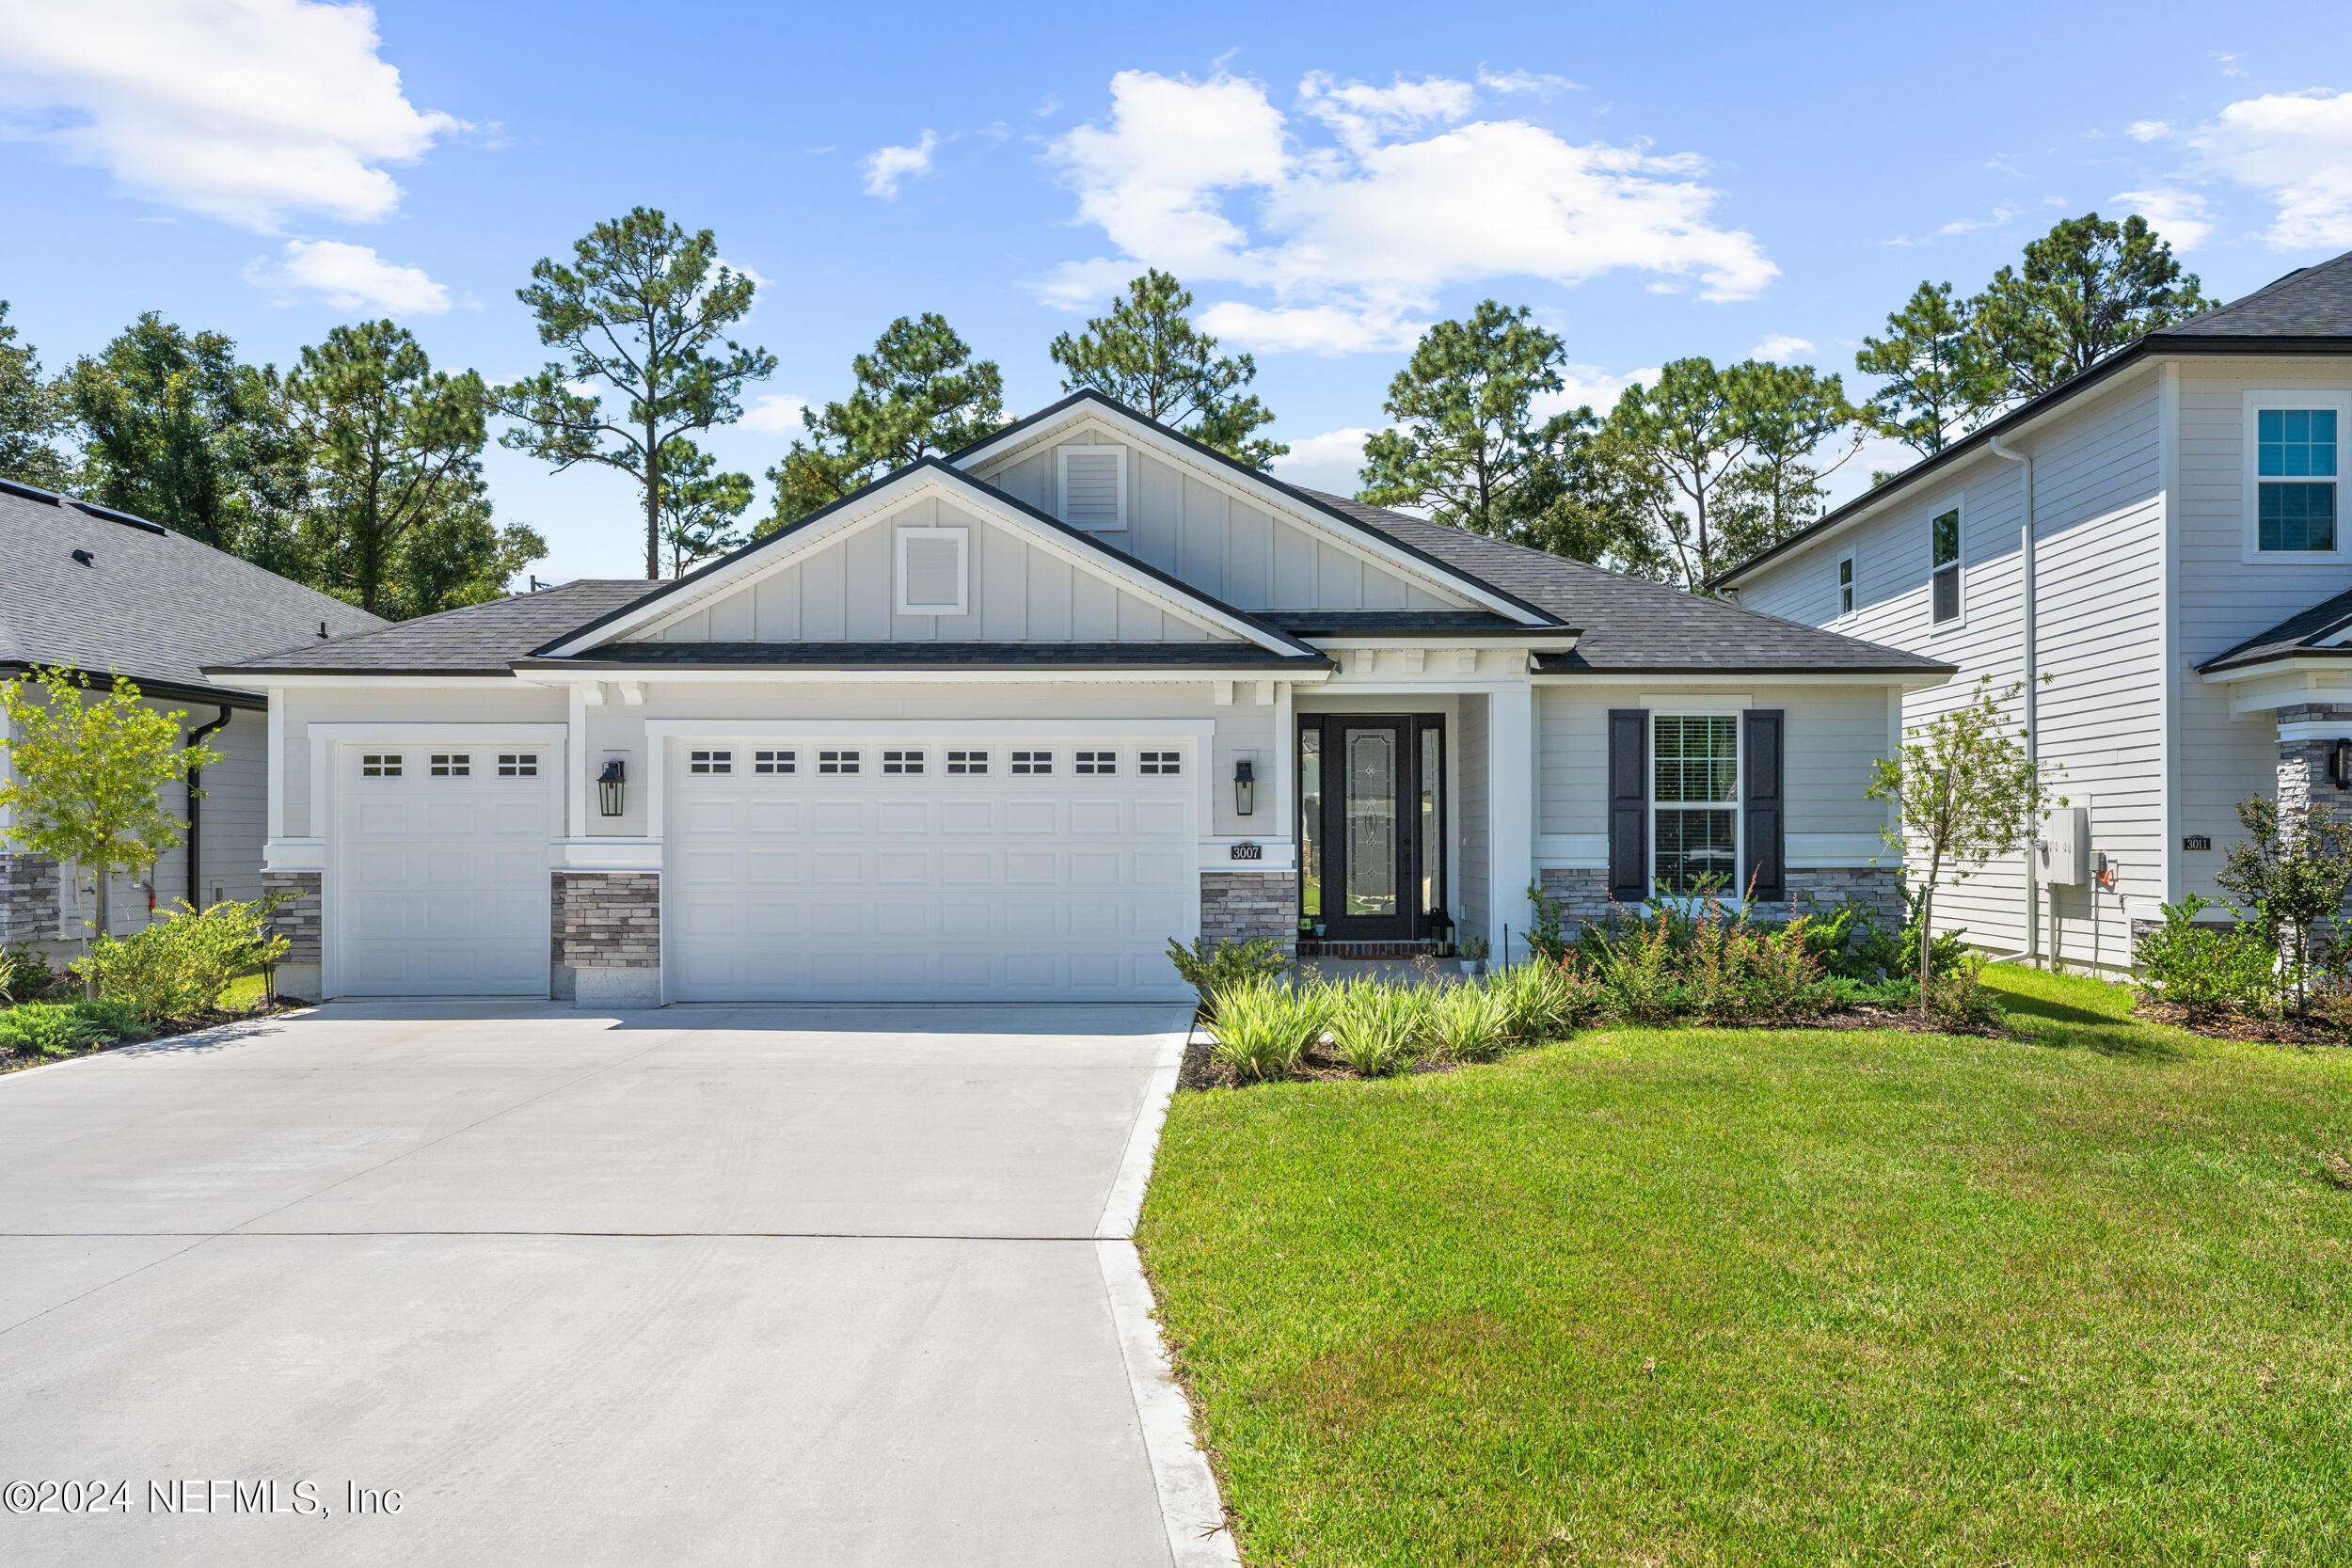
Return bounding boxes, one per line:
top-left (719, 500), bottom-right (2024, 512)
top-left (2255, 405), bottom-right (2339, 553)
top-left (1930, 507), bottom-right (1961, 625)
top-left (1652, 715), bottom-right (1739, 896)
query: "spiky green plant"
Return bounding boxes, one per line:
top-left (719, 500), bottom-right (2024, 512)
top-left (1206, 976), bottom-right (1334, 1082)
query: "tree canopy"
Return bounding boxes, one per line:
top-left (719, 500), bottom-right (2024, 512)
top-left (765, 312), bottom-right (1003, 529)
top-left (1854, 282), bottom-right (2006, 458)
top-left (1972, 213), bottom-right (2210, 401)
top-left (495, 208), bottom-right (775, 578)
top-left (659, 436), bottom-right (754, 575)
top-left (0, 301), bottom-right (71, 491)
top-left (1050, 271), bottom-right (1284, 468)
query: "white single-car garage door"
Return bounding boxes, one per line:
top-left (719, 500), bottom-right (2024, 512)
top-left (668, 735), bottom-right (1199, 1002)
top-left (333, 743), bottom-right (556, 995)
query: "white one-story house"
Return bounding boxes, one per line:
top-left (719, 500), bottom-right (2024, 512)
top-left (208, 391), bottom-right (1950, 1006)
top-left (1716, 247), bottom-right (2352, 974)
top-left (1, 479), bottom-right (385, 957)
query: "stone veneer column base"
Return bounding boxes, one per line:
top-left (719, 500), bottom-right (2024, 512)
top-left (1200, 870), bottom-right (1299, 958)
top-left (552, 871), bottom-right (662, 1010)
top-left (2, 851), bottom-right (61, 949)
top-left (262, 869), bottom-right (325, 1001)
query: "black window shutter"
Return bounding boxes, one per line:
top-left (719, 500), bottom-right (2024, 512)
top-left (1742, 708), bottom-right (1786, 903)
top-left (1608, 709), bottom-right (1648, 902)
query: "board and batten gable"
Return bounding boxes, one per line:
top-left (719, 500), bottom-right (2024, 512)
top-left (1732, 367), bottom-right (2169, 971)
top-left (969, 423), bottom-right (1476, 613)
top-left (2173, 356), bottom-right (2352, 902)
top-left (629, 493), bottom-right (1231, 644)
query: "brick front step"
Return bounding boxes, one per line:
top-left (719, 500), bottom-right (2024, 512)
top-left (1296, 940), bottom-right (1438, 959)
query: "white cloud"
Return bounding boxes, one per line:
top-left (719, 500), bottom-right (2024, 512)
top-left (1536, 361), bottom-right (1658, 418)
top-left (244, 238), bottom-right (448, 313)
top-left (1750, 334), bottom-right (1815, 362)
top-left (1041, 70), bottom-right (1775, 354)
top-left (1272, 426), bottom-right (1375, 471)
top-left (2126, 119), bottom-right (2173, 143)
top-left (1938, 202), bottom-right (2022, 235)
top-left (0, 0), bottom-right (458, 230)
top-left (1476, 69), bottom-right (1578, 98)
top-left (741, 393), bottom-right (810, 436)
top-left (860, 130), bottom-right (936, 198)
top-left (2192, 88), bottom-right (2352, 248)
top-left (2114, 186), bottom-right (2216, 249)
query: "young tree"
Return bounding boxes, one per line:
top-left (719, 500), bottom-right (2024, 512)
top-left (0, 667), bottom-right (217, 977)
top-left (495, 209), bottom-right (776, 578)
top-left (659, 437), bottom-right (754, 575)
top-left (1866, 676), bottom-right (2061, 998)
top-left (2215, 794), bottom-right (2352, 1011)
top-left (1049, 270), bottom-right (1284, 468)
top-left (1970, 214), bottom-right (2211, 402)
top-left (61, 313), bottom-right (302, 558)
top-left (0, 300), bottom-right (71, 490)
top-left (765, 313), bottom-right (1004, 528)
top-left (1854, 281), bottom-right (2006, 457)
top-left (282, 321), bottom-right (535, 616)
top-left (1714, 361), bottom-right (1860, 566)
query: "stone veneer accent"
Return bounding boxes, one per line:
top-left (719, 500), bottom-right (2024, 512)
top-left (1200, 869), bottom-right (1298, 956)
top-left (551, 871), bottom-right (661, 969)
top-left (2, 852), bottom-right (60, 947)
top-left (1538, 863), bottom-right (1904, 934)
top-left (2276, 704), bottom-right (2352, 842)
top-left (261, 870), bottom-right (323, 964)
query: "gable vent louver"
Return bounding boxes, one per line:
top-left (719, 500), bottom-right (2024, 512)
top-left (1060, 449), bottom-right (1126, 531)
top-left (897, 527), bottom-right (968, 616)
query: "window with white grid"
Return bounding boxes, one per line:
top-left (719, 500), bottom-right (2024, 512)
top-left (946, 750), bottom-right (988, 775)
top-left (1137, 751), bottom-right (1181, 775)
top-left (430, 752), bottom-right (470, 777)
top-left (1010, 750), bottom-right (1053, 775)
top-left (690, 749), bottom-right (732, 775)
top-left (819, 750), bottom-right (860, 775)
top-left (882, 749), bottom-right (926, 775)
top-left (755, 750), bottom-right (795, 775)
top-left (1073, 750), bottom-right (1117, 775)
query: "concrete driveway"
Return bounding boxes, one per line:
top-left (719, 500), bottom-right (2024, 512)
top-left (0, 1002), bottom-right (1214, 1567)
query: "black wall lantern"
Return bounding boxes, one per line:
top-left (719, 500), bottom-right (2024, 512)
top-left (597, 758), bottom-right (628, 816)
top-left (1233, 758), bottom-right (1255, 816)
top-left (2332, 739), bottom-right (2352, 791)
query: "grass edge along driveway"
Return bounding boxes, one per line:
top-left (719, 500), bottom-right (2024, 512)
top-left (1139, 968), bottom-right (2352, 1567)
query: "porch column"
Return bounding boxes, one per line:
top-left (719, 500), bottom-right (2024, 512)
top-left (1488, 682), bottom-right (1534, 963)
top-left (2278, 703), bottom-right (2352, 844)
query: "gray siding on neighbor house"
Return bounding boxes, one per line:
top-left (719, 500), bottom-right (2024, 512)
top-left (635, 495), bottom-right (1228, 644)
top-left (1734, 369), bottom-right (2168, 971)
top-left (2173, 356), bottom-right (2352, 903)
top-left (972, 427), bottom-right (1470, 613)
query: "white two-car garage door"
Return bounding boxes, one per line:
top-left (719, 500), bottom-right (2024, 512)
top-left (668, 736), bottom-right (1199, 1002)
top-left (333, 743), bottom-right (556, 995)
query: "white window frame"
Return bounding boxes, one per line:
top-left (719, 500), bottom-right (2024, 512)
top-left (1926, 494), bottom-right (1964, 631)
top-left (1056, 445), bottom-right (1129, 531)
top-left (2242, 389), bottom-right (2351, 565)
top-left (894, 525), bottom-right (969, 616)
top-left (1647, 706), bottom-right (1744, 910)
top-left (1836, 553), bottom-right (1854, 620)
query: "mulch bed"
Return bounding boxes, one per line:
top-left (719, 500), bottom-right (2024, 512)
top-left (2134, 1002), bottom-right (2349, 1048)
top-left (0, 997), bottom-right (305, 1075)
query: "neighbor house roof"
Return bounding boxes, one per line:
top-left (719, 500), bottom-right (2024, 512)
top-left (0, 480), bottom-right (385, 704)
top-left (1294, 491), bottom-right (1952, 674)
top-left (2197, 585), bottom-right (2352, 674)
top-left (1713, 246), bottom-right (2352, 591)
top-left (209, 578), bottom-right (656, 676)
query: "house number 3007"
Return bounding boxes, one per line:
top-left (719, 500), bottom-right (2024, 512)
top-left (1229, 843), bottom-right (1263, 861)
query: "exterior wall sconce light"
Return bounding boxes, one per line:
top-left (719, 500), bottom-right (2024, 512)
top-left (1233, 758), bottom-right (1255, 816)
top-left (597, 758), bottom-right (627, 817)
top-left (2332, 738), bottom-right (2352, 791)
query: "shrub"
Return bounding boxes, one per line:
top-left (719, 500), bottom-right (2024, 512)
top-left (1925, 956), bottom-right (2008, 1028)
top-left (1205, 976), bottom-right (1332, 1082)
top-left (2133, 895), bottom-right (2276, 1020)
top-left (1587, 916), bottom-right (1685, 1026)
top-left (0, 1002), bottom-right (106, 1057)
top-left (0, 941), bottom-right (56, 1005)
top-left (1486, 958), bottom-right (1597, 1042)
top-left (72, 897), bottom-right (289, 1020)
top-left (1690, 920), bottom-right (1833, 1025)
top-left (1425, 981), bottom-right (1514, 1063)
top-left (72, 998), bottom-right (150, 1041)
top-left (1328, 978), bottom-right (1425, 1077)
top-left (1168, 935), bottom-right (1293, 1012)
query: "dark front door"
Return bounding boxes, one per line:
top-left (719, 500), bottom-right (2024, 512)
top-left (1299, 716), bottom-right (1442, 942)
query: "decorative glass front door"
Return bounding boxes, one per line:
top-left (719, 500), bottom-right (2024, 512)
top-left (1298, 715), bottom-right (1442, 942)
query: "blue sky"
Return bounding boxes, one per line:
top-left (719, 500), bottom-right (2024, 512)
top-left (4, 0), bottom-right (2351, 583)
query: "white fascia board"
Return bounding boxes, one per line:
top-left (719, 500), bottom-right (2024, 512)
top-left (643, 718), bottom-right (1219, 740)
top-left (513, 666), bottom-right (1332, 686)
top-left (212, 673), bottom-right (532, 689)
top-left (1302, 635), bottom-right (1582, 651)
top-left (2199, 655), bottom-right (2352, 684)
top-left (959, 407), bottom-right (1550, 626)
top-left (1531, 670), bottom-right (1942, 689)
top-left (548, 467), bottom-right (1305, 657)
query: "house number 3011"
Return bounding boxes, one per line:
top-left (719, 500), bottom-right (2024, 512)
top-left (1230, 843), bottom-right (1263, 861)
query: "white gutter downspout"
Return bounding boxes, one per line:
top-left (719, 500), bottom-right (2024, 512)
top-left (1987, 435), bottom-right (2038, 967)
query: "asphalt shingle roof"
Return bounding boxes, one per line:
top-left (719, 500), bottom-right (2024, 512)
top-left (2197, 586), bottom-right (2352, 673)
top-left (2156, 250), bottom-right (2352, 340)
top-left (1, 483), bottom-right (385, 699)
top-left (1291, 491), bottom-right (1953, 674)
top-left (212, 579), bottom-right (655, 675)
top-left (1262, 610), bottom-right (1535, 637)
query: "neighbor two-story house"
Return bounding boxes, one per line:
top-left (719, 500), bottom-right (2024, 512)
top-left (206, 390), bottom-right (1949, 1006)
top-left (1717, 248), bottom-right (2352, 974)
top-left (0, 479), bottom-right (385, 957)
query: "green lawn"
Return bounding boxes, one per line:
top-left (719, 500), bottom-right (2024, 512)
top-left (1139, 968), bottom-right (2352, 1566)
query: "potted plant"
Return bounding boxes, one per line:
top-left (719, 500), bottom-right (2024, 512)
top-left (1460, 934), bottom-right (1489, 977)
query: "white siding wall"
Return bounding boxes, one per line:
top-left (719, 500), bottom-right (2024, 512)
top-left (639, 496), bottom-right (1227, 644)
top-left (192, 710), bottom-right (267, 906)
top-left (1734, 370), bottom-right (2169, 970)
top-left (975, 428), bottom-right (1469, 612)
top-left (2174, 356), bottom-right (2352, 902)
top-left (279, 683), bottom-right (566, 839)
